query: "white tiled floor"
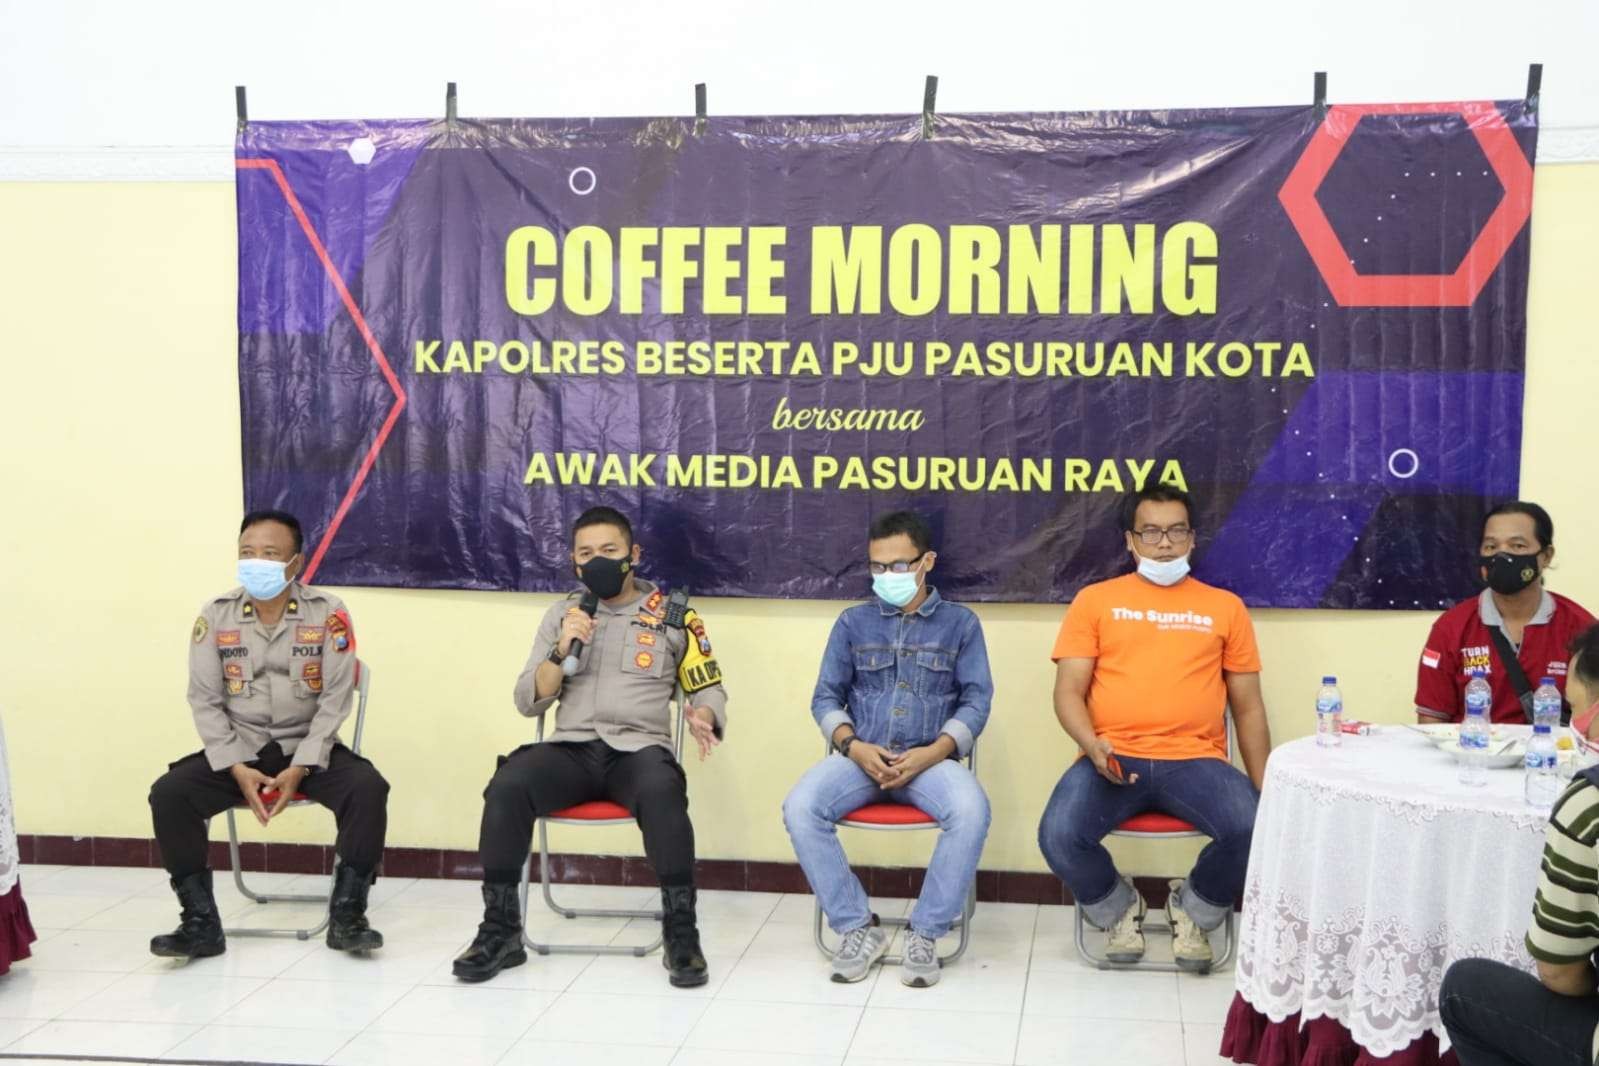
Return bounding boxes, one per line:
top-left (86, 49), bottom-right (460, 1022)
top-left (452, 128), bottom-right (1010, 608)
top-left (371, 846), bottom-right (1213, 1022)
top-left (0, 864), bottom-right (1237, 1065)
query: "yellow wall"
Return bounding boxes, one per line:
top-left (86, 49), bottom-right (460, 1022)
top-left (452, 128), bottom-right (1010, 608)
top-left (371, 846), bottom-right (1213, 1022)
top-left (2, 166), bottom-right (1595, 875)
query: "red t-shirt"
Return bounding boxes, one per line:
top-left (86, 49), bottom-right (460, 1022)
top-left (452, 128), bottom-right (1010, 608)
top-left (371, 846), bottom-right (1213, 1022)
top-left (1415, 591), bottom-right (1596, 723)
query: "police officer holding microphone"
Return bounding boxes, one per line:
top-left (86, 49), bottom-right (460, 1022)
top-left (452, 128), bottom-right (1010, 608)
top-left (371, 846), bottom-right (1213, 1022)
top-left (453, 506), bottom-right (728, 988)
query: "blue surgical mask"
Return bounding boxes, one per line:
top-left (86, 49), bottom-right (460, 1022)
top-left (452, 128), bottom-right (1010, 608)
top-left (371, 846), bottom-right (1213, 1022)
top-left (872, 562), bottom-right (925, 608)
top-left (237, 557), bottom-right (295, 600)
top-left (1137, 553), bottom-right (1191, 587)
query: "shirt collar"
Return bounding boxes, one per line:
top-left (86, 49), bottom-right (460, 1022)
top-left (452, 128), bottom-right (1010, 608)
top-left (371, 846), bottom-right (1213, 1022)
top-left (1478, 587), bottom-right (1555, 629)
top-left (877, 584), bottom-right (942, 617)
top-left (233, 582), bottom-right (304, 622)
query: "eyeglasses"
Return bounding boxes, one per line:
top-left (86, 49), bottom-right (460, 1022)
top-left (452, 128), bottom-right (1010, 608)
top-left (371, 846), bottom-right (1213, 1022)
top-left (1134, 525), bottom-right (1193, 546)
top-left (869, 555), bottom-right (926, 575)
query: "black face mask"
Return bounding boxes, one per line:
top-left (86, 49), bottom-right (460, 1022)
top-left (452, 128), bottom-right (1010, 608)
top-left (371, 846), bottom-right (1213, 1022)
top-left (1479, 551), bottom-right (1541, 595)
top-left (578, 555), bottom-right (632, 600)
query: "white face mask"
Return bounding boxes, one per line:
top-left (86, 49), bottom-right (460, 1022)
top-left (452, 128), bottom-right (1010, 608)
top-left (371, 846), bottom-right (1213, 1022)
top-left (237, 556), bottom-right (296, 600)
top-left (871, 556), bottom-right (927, 608)
top-left (1137, 553), bottom-right (1191, 587)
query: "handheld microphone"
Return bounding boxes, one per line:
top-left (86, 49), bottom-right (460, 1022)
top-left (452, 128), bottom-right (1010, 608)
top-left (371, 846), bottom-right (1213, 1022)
top-left (561, 591), bottom-right (600, 676)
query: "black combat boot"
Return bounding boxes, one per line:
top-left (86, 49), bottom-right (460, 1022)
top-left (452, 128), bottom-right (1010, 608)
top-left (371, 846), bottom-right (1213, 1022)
top-left (661, 884), bottom-right (708, 988)
top-left (452, 882), bottom-right (528, 982)
top-left (326, 865), bottom-right (384, 952)
top-left (149, 870), bottom-right (226, 959)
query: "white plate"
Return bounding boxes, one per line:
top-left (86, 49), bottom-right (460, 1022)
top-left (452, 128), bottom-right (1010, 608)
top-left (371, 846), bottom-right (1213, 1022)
top-left (1408, 723), bottom-right (1534, 768)
top-left (1447, 743), bottom-right (1527, 770)
top-left (1408, 723), bottom-right (1513, 746)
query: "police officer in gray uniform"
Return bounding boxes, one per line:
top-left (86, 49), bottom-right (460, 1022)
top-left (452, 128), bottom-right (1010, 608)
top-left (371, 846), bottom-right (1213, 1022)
top-left (148, 511), bottom-right (389, 959)
top-left (454, 506), bottom-right (728, 988)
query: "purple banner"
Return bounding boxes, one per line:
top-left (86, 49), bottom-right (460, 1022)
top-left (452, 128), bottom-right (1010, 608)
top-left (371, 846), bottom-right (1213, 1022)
top-left (235, 101), bottom-right (1536, 608)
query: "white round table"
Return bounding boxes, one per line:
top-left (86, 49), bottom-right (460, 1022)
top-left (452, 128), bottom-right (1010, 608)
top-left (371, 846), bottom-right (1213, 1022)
top-left (1231, 728), bottom-right (1549, 1060)
top-left (0, 714), bottom-right (36, 975)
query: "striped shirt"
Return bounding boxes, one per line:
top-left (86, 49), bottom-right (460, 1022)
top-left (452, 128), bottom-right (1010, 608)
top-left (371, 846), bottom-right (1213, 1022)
top-left (1529, 777), bottom-right (1599, 966)
top-left (1527, 776), bottom-right (1599, 1066)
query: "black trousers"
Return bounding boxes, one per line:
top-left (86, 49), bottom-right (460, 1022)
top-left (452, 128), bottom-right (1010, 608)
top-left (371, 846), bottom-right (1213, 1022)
top-left (149, 742), bottom-right (389, 879)
top-left (478, 739), bottom-right (694, 886)
top-left (1441, 958), bottom-right (1599, 1066)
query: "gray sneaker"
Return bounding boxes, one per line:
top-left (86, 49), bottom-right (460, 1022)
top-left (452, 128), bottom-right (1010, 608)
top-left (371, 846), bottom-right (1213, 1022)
top-left (900, 929), bottom-right (940, 987)
top-left (830, 919), bottom-right (890, 983)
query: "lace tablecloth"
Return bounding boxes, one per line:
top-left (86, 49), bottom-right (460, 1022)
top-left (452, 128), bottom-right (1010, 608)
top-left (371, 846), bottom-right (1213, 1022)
top-left (1229, 730), bottom-right (1546, 1060)
top-left (0, 714), bottom-right (36, 974)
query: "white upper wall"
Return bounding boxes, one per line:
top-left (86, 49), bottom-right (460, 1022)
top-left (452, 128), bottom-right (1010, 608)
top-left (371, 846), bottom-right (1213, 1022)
top-left (3, 0), bottom-right (1596, 174)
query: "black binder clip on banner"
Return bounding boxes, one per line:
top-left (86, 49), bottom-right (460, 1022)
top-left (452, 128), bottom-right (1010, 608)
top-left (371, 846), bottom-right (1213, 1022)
top-left (235, 85), bottom-right (248, 132)
top-left (446, 82), bottom-right (458, 126)
top-left (1525, 63), bottom-right (1543, 116)
top-left (1312, 71), bottom-right (1327, 121)
top-left (694, 82), bottom-right (707, 137)
top-left (923, 74), bottom-right (938, 140)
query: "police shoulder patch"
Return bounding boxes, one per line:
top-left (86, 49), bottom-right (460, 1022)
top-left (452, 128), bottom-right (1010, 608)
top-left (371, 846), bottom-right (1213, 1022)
top-left (192, 616), bottom-right (209, 644)
top-left (327, 609), bottom-right (356, 653)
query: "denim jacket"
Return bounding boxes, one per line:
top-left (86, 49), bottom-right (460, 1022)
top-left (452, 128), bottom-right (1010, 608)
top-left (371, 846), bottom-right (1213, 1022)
top-left (810, 586), bottom-right (993, 756)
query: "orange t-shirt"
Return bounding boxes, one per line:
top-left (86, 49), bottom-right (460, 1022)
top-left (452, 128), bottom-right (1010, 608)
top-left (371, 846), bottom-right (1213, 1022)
top-left (1051, 573), bottom-right (1262, 762)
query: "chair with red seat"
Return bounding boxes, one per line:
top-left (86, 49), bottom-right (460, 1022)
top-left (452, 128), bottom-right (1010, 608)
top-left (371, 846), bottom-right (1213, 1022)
top-left (810, 739), bottom-right (980, 966)
top-left (223, 660), bottom-right (371, 940)
top-left (517, 704), bottom-right (687, 957)
top-left (1071, 714), bottom-right (1239, 973)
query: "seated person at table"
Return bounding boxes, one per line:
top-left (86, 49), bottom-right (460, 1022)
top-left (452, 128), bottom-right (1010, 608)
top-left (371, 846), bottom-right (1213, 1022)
top-left (1572, 625), bottom-right (1599, 745)
top-left (452, 506), bottom-right (728, 989)
top-left (783, 511), bottom-right (993, 988)
top-left (1440, 632), bottom-right (1599, 1065)
top-left (148, 510), bottom-right (388, 959)
top-left (1037, 485), bottom-right (1270, 971)
top-left (1416, 501), bottom-right (1594, 725)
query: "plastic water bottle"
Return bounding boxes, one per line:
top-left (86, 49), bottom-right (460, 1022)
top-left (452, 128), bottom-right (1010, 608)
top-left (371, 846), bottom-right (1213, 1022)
top-left (1525, 724), bottom-right (1561, 813)
top-left (1459, 670), bottom-right (1491, 788)
top-left (1315, 676), bottom-right (1343, 748)
top-left (1534, 677), bottom-right (1563, 730)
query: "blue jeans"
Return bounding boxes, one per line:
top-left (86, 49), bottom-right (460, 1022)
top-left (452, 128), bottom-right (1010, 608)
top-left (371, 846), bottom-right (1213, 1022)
top-left (1441, 958), bottom-right (1599, 1066)
top-left (1037, 755), bottom-right (1258, 931)
top-left (783, 754), bottom-right (991, 938)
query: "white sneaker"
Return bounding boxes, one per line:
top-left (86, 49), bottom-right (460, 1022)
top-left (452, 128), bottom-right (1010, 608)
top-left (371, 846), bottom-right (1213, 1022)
top-left (1104, 884), bottom-right (1146, 963)
top-left (1167, 880), bottom-right (1215, 973)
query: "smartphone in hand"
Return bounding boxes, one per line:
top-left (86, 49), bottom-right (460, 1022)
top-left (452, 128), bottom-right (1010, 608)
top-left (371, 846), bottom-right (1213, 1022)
top-left (1105, 752), bottom-right (1138, 785)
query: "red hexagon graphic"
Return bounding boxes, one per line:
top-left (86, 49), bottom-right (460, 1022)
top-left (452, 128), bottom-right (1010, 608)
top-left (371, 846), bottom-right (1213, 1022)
top-left (1278, 101), bottom-right (1533, 307)
top-left (236, 157), bottom-right (408, 583)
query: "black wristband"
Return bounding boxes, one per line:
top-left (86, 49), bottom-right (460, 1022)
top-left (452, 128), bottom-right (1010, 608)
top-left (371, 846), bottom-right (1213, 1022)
top-left (837, 734), bottom-right (857, 758)
top-left (547, 645), bottom-right (566, 666)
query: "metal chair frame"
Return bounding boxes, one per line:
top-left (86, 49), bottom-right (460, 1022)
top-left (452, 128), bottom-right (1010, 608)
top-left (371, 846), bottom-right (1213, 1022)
top-left (223, 660), bottom-right (371, 941)
top-left (811, 737), bottom-right (980, 967)
top-left (1072, 710), bottom-right (1239, 973)
top-left (518, 702), bottom-right (688, 957)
